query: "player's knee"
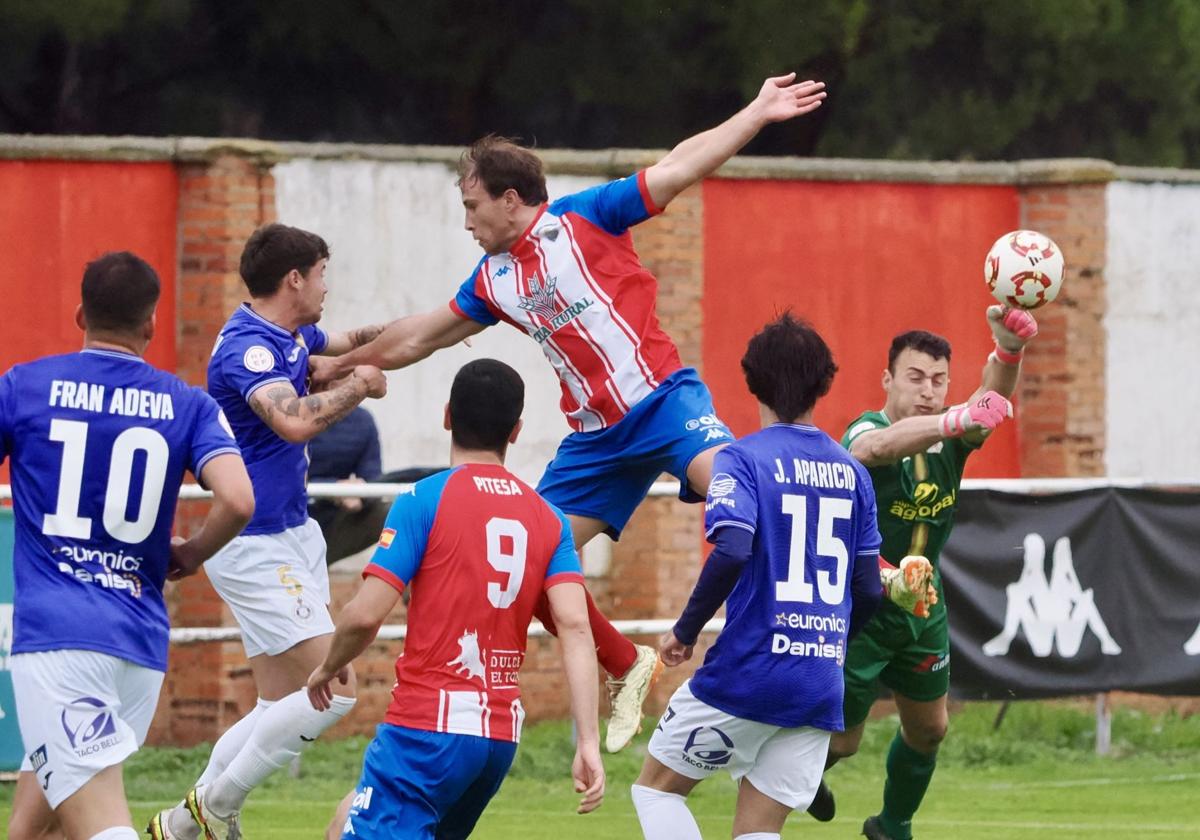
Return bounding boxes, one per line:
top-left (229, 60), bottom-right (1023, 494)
top-left (908, 717), bottom-right (948, 752)
top-left (8, 811), bottom-right (63, 840)
top-left (828, 727), bottom-right (863, 761)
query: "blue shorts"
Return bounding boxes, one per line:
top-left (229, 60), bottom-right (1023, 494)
top-left (536, 368), bottom-right (732, 539)
top-left (340, 724), bottom-right (518, 840)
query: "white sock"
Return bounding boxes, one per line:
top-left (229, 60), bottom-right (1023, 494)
top-left (198, 698), bottom-right (273, 786)
top-left (631, 784), bottom-right (702, 840)
top-left (88, 828), bottom-right (140, 840)
top-left (734, 834), bottom-right (780, 840)
top-left (205, 690), bottom-right (356, 815)
top-left (168, 699), bottom-right (274, 840)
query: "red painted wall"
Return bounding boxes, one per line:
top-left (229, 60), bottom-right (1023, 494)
top-left (0, 160), bottom-right (178, 482)
top-left (702, 179), bottom-right (1022, 478)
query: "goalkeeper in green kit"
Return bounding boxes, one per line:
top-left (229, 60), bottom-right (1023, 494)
top-left (807, 304), bottom-right (1037, 840)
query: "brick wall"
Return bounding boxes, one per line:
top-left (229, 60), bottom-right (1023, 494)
top-left (149, 153), bottom-right (276, 745)
top-left (1016, 182), bottom-right (1108, 477)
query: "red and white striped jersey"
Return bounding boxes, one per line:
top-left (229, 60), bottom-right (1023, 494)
top-left (363, 464), bottom-right (584, 743)
top-left (451, 171), bottom-right (684, 433)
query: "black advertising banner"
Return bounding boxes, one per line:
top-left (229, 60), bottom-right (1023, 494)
top-left (941, 488), bottom-right (1200, 699)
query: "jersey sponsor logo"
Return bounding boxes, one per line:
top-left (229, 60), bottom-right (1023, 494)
top-left (889, 483), bottom-right (955, 521)
top-left (774, 611), bottom-right (848, 633)
top-left (447, 629), bottom-right (487, 685)
top-left (983, 534), bottom-right (1122, 658)
top-left (488, 649), bottom-right (523, 690)
top-left (60, 696), bottom-right (122, 757)
top-left (771, 632), bottom-right (845, 665)
top-left (685, 413), bottom-right (725, 432)
top-left (529, 296), bottom-right (596, 345)
top-left (709, 473), bottom-right (737, 498)
top-left (243, 346), bottom-right (276, 373)
top-left (682, 725), bottom-right (734, 769)
top-left (914, 653), bottom-right (950, 673)
top-left (377, 528), bottom-right (396, 549)
top-left (55, 545), bottom-right (145, 598)
top-left (287, 344), bottom-right (302, 363)
top-left (29, 744), bottom-right (47, 772)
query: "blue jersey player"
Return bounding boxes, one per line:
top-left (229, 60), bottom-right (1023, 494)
top-left (308, 360), bottom-right (604, 838)
top-left (152, 224), bottom-right (390, 840)
top-left (4, 253), bottom-right (254, 840)
top-left (632, 314), bottom-right (882, 840)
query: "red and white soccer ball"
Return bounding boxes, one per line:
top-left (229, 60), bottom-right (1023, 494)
top-left (983, 230), bottom-right (1065, 310)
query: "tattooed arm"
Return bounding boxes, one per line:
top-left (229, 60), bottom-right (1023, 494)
top-left (320, 322), bottom-right (387, 357)
top-left (247, 365), bottom-right (387, 444)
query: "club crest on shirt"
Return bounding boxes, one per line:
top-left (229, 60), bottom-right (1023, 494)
top-left (243, 346), bottom-right (275, 373)
top-left (517, 273), bottom-right (560, 320)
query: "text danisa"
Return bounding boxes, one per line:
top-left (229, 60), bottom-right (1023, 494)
top-left (49, 380), bottom-right (175, 420)
top-left (772, 457), bottom-right (856, 490)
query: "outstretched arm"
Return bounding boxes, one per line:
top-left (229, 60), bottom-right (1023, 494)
top-left (311, 306), bottom-right (486, 387)
top-left (643, 73), bottom-right (826, 209)
top-left (321, 322), bottom-right (387, 357)
top-left (249, 366), bottom-right (387, 444)
top-left (969, 306), bottom-right (1038, 402)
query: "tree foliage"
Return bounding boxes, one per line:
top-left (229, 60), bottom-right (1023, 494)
top-left (1, 0), bottom-right (1197, 165)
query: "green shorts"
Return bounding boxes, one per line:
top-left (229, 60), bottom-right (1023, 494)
top-left (842, 602), bottom-right (950, 728)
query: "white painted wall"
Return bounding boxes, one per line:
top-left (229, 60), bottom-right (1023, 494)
top-left (1105, 181), bottom-right (1200, 477)
top-left (273, 159), bottom-right (604, 487)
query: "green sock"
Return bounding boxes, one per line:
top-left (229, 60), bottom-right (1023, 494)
top-left (879, 730), bottom-right (937, 840)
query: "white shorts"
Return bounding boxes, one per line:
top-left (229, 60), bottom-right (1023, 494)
top-left (12, 649), bottom-right (164, 808)
top-left (204, 518), bottom-right (335, 658)
top-left (648, 680), bottom-right (830, 811)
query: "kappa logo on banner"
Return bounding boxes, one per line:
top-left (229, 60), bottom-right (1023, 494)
top-left (982, 533), bottom-right (1122, 659)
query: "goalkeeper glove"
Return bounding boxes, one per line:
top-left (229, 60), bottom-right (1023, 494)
top-left (879, 555), bottom-right (938, 618)
top-left (939, 390), bottom-right (1012, 438)
top-left (987, 305), bottom-right (1038, 364)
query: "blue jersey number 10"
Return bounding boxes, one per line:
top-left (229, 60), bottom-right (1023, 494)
top-left (41, 418), bottom-right (170, 544)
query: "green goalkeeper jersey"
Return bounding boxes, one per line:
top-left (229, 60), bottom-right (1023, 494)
top-left (842, 409), bottom-right (979, 628)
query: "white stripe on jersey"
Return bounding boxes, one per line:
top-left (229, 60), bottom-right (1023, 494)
top-left (529, 235), bottom-right (631, 414)
top-left (511, 699), bottom-right (526, 743)
top-left (559, 214), bottom-right (660, 392)
top-left (504, 257), bottom-right (606, 430)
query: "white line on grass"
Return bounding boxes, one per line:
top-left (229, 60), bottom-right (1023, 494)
top-left (936, 770), bottom-right (1200, 791)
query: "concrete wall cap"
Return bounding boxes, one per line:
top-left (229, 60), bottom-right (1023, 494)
top-left (1, 134), bottom-right (1197, 185)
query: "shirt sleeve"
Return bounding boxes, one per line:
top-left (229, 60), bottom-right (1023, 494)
top-left (704, 446), bottom-right (758, 540)
top-left (0, 371), bottom-right (13, 466)
top-left (362, 470), bottom-right (453, 593)
top-left (855, 467), bottom-right (883, 557)
top-left (189, 390), bottom-right (243, 482)
top-left (842, 415), bottom-right (885, 448)
top-left (214, 335), bottom-right (291, 403)
top-left (544, 506), bottom-right (584, 589)
top-left (450, 258), bottom-right (501, 326)
top-left (301, 324), bottom-right (328, 356)
top-left (550, 171), bottom-right (661, 236)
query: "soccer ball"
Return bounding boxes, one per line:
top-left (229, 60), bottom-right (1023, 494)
top-left (983, 230), bottom-right (1065, 310)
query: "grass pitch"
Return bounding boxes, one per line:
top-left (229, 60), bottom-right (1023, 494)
top-left (2, 701), bottom-right (1198, 838)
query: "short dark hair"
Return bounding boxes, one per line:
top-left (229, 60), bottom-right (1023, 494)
top-left (239, 223), bottom-right (330, 297)
top-left (457, 135), bottom-right (548, 205)
top-left (449, 359), bottom-right (525, 452)
top-left (887, 330), bottom-right (952, 372)
top-left (80, 251), bottom-right (161, 333)
top-left (741, 312), bottom-right (837, 423)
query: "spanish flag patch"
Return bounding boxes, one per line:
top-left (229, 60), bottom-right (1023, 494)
top-left (378, 528), bottom-right (396, 549)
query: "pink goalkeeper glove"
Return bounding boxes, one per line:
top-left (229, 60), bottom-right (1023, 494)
top-left (987, 305), bottom-right (1038, 362)
top-left (939, 390), bottom-right (1012, 438)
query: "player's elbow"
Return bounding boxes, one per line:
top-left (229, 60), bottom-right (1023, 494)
top-left (222, 486), bottom-right (256, 529)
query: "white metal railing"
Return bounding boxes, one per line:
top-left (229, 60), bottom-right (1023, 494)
top-left (5, 476), bottom-right (1197, 503)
